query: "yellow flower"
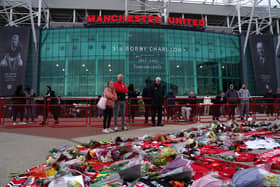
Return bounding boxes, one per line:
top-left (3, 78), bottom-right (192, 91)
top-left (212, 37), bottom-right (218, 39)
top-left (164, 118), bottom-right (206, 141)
top-left (46, 168), bottom-right (57, 177)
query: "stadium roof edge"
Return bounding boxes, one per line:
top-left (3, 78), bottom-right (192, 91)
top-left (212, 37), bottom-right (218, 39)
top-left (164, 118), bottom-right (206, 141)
top-left (1, 0), bottom-right (279, 18)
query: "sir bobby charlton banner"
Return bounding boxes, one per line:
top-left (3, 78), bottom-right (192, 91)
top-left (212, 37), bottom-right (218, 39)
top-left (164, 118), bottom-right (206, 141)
top-left (0, 27), bottom-right (30, 96)
top-left (249, 34), bottom-right (277, 95)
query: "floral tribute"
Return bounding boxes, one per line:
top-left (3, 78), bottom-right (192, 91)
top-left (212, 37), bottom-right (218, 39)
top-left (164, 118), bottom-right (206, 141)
top-left (6, 120), bottom-right (280, 187)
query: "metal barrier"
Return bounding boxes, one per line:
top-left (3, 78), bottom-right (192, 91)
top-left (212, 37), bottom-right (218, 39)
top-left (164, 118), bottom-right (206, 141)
top-left (89, 98), bottom-right (130, 128)
top-left (226, 98), bottom-right (254, 122)
top-left (0, 97), bottom-right (279, 128)
top-left (254, 98), bottom-right (277, 121)
top-left (0, 98), bottom-right (3, 126)
top-left (166, 98), bottom-right (198, 125)
top-left (128, 98), bottom-right (155, 126)
top-left (47, 97), bottom-right (89, 127)
top-left (2, 97), bottom-right (45, 128)
top-left (275, 98), bottom-right (280, 119)
top-left (89, 98), bottom-right (103, 127)
top-left (198, 98), bottom-right (228, 123)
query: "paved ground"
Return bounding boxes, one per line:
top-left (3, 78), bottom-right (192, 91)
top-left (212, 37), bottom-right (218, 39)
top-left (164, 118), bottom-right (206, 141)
top-left (1, 119), bottom-right (279, 186)
top-left (0, 123), bottom-right (202, 186)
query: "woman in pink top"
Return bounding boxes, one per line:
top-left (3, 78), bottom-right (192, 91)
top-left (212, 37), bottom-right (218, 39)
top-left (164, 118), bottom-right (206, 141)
top-left (102, 80), bottom-right (117, 133)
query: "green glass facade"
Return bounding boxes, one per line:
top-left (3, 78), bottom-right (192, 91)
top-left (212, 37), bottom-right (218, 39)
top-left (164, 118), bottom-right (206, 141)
top-left (40, 27), bottom-right (241, 96)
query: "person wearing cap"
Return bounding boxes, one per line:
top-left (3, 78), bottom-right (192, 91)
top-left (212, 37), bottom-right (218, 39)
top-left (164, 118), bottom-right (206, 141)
top-left (151, 77), bottom-right (165, 126)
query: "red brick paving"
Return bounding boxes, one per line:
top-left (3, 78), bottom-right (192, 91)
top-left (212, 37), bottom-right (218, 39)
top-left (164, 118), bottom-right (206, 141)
top-left (0, 123), bottom-right (153, 139)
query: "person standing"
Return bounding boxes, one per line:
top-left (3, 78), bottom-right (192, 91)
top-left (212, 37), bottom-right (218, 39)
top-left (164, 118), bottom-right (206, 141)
top-left (264, 89), bottom-right (274, 116)
top-left (238, 83), bottom-right (251, 120)
top-left (102, 80), bottom-right (117, 133)
top-left (151, 77), bottom-right (164, 126)
top-left (212, 92), bottom-right (226, 120)
top-left (181, 91), bottom-right (197, 120)
top-left (12, 85), bottom-right (26, 125)
top-left (225, 84), bottom-right (239, 120)
top-left (24, 85), bottom-right (36, 122)
top-left (142, 78), bottom-right (152, 123)
top-left (128, 84), bottom-right (139, 123)
top-left (41, 86), bottom-right (59, 125)
top-left (113, 74), bottom-right (128, 131)
top-left (203, 93), bottom-right (212, 116)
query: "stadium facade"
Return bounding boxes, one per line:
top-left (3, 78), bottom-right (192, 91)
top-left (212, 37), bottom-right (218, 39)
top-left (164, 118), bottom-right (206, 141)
top-left (0, 0), bottom-right (280, 96)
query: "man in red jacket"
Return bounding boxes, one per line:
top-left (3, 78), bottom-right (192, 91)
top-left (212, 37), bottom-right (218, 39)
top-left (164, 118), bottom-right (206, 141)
top-left (113, 74), bottom-right (128, 131)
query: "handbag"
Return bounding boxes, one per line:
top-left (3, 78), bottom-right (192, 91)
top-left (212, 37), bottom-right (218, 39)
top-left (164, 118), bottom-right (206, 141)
top-left (97, 96), bottom-right (107, 110)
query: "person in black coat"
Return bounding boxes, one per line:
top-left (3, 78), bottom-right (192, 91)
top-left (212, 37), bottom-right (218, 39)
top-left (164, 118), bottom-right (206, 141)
top-left (264, 89), bottom-right (274, 116)
top-left (212, 92), bottom-right (226, 120)
top-left (142, 78), bottom-right (153, 123)
top-left (151, 77), bottom-right (165, 126)
top-left (12, 85), bottom-right (26, 125)
top-left (41, 86), bottom-right (59, 125)
top-left (225, 84), bottom-right (239, 120)
top-left (128, 84), bottom-right (139, 122)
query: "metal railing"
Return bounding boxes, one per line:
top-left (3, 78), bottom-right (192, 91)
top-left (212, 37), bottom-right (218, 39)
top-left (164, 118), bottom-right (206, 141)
top-left (0, 97), bottom-right (279, 128)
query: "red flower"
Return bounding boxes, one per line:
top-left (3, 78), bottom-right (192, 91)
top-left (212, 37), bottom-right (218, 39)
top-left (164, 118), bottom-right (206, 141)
top-left (81, 165), bottom-right (87, 172)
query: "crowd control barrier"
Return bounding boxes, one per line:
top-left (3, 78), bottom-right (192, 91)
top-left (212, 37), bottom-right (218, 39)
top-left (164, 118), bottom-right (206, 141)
top-left (166, 98), bottom-right (198, 125)
top-left (0, 96), bottom-right (279, 128)
top-left (89, 98), bottom-right (130, 128)
top-left (1, 97), bottom-right (45, 128)
top-left (277, 99), bottom-right (280, 120)
top-left (47, 97), bottom-right (89, 127)
top-left (0, 98), bottom-right (3, 126)
top-left (128, 98), bottom-right (159, 126)
top-left (254, 98), bottom-right (277, 121)
top-left (198, 98), bottom-right (228, 123)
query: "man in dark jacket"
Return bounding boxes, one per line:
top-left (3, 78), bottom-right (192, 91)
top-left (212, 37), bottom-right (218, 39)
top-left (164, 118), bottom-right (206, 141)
top-left (264, 89), bottom-right (274, 116)
top-left (142, 78), bottom-right (152, 123)
top-left (12, 85), bottom-right (26, 125)
top-left (41, 86), bottom-right (59, 125)
top-left (225, 84), bottom-right (239, 120)
top-left (212, 92), bottom-right (226, 120)
top-left (151, 77), bottom-right (164, 126)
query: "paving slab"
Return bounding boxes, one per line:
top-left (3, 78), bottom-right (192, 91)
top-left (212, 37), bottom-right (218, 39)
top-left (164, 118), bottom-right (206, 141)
top-left (0, 124), bottom-right (201, 186)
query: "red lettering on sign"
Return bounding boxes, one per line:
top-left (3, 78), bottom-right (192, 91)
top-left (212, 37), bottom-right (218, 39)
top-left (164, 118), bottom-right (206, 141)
top-left (134, 15), bottom-right (141, 23)
top-left (111, 15), bottom-right (118, 22)
top-left (168, 17), bottom-right (175, 24)
top-left (119, 15), bottom-right (126, 22)
top-left (185, 18), bottom-right (192, 26)
top-left (175, 18), bottom-right (183, 25)
top-left (199, 19), bottom-right (205, 27)
top-left (192, 19), bottom-right (198, 26)
top-left (141, 16), bottom-right (148, 23)
top-left (103, 15), bottom-right (111, 22)
top-left (148, 16), bottom-right (154, 23)
top-left (154, 16), bottom-right (161, 23)
top-left (96, 16), bottom-right (103, 23)
top-left (87, 15), bottom-right (96, 23)
top-left (127, 15), bottom-right (133, 22)
top-left (86, 15), bottom-right (203, 27)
